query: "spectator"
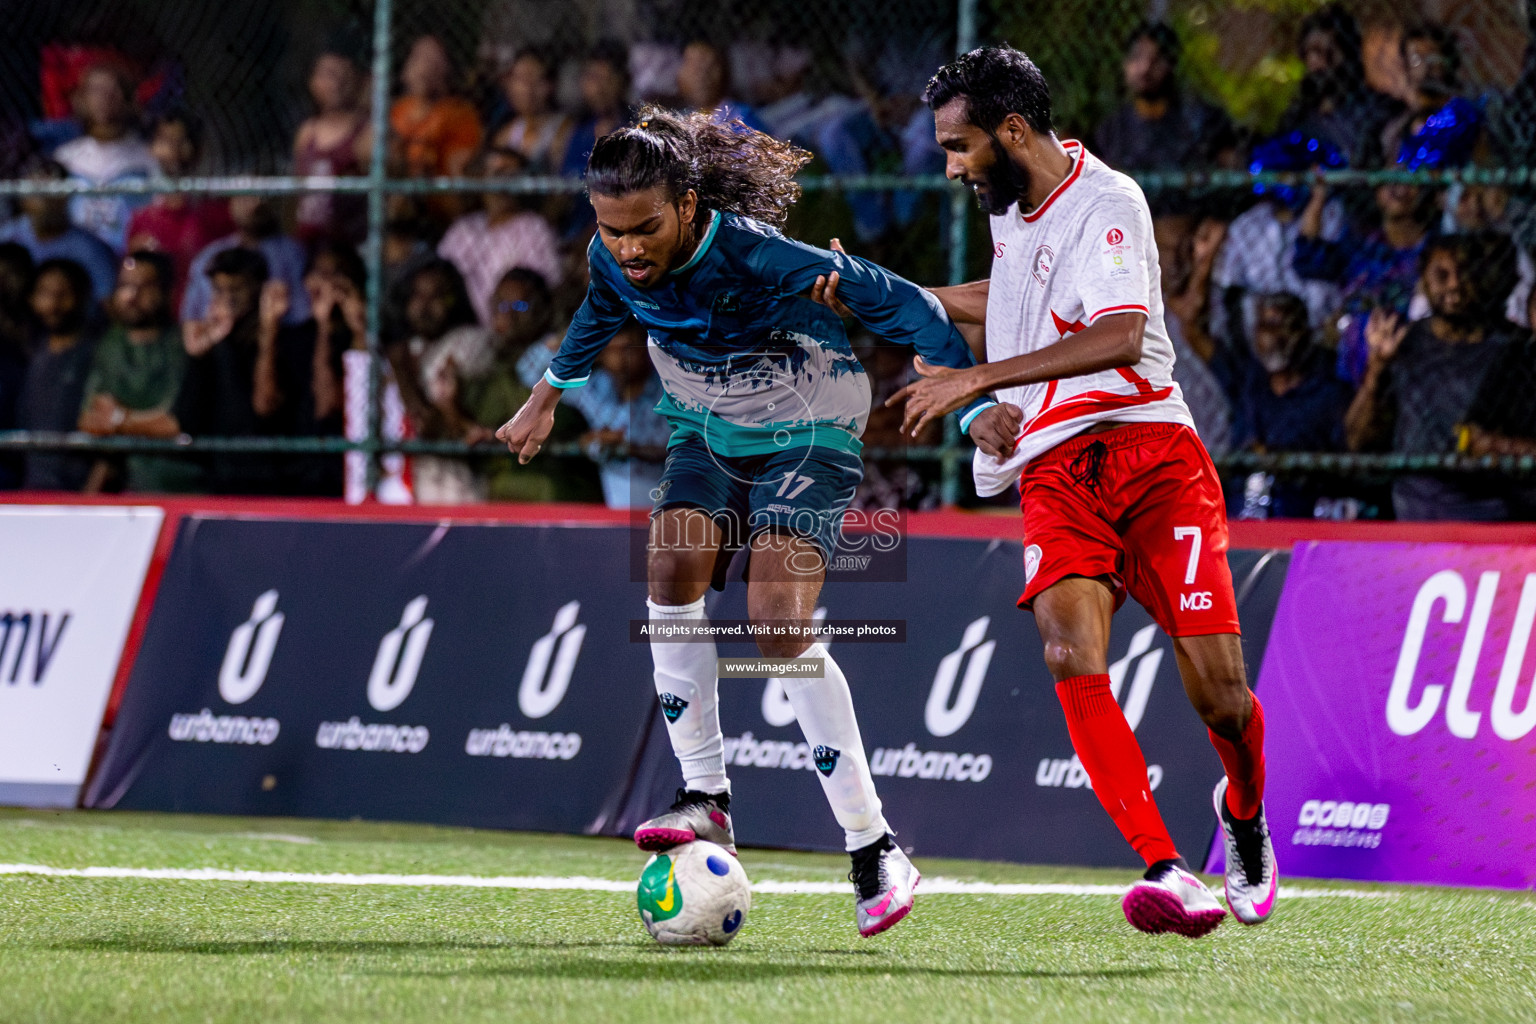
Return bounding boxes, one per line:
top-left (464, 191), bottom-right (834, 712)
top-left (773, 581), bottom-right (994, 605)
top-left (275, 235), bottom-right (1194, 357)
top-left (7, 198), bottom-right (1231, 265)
top-left (379, 199), bottom-right (437, 344)
top-left (0, 244), bottom-right (32, 488)
top-left (562, 321), bottom-right (670, 508)
top-left (1295, 171), bottom-right (1439, 386)
top-left (1462, 288), bottom-right (1536, 518)
top-left (1381, 24), bottom-right (1483, 171)
top-left (53, 61), bottom-right (157, 253)
top-left (132, 249), bottom-right (316, 493)
top-left (755, 46), bottom-right (863, 151)
top-left (391, 258), bottom-right (495, 502)
top-left (1496, 5), bottom-right (1536, 167)
top-left (561, 42), bottom-right (634, 179)
top-left (0, 242), bottom-right (35, 357)
top-left (487, 267), bottom-right (562, 385)
top-left (125, 109), bottom-right (235, 306)
top-left (77, 251), bottom-right (188, 493)
top-left (675, 40), bottom-right (768, 132)
top-left (323, 239), bottom-right (412, 503)
top-left (1093, 22), bottom-right (1235, 172)
top-left (1233, 292), bottom-right (1352, 517)
top-left (448, 268), bottom-right (596, 501)
top-left (303, 240), bottom-right (369, 435)
top-left (438, 146), bottom-right (562, 326)
top-left (242, 240), bottom-right (367, 499)
top-left (293, 47), bottom-right (372, 248)
top-left (1163, 214), bottom-right (1234, 455)
top-left (1212, 133), bottom-right (1346, 345)
top-left (1346, 234), bottom-right (1521, 519)
top-left (389, 35), bottom-right (483, 179)
top-left (181, 196), bottom-right (311, 346)
top-left (383, 199), bottom-right (434, 287)
top-left (489, 48), bottom-right (573, 175)
top-left (0, 159), bottom-right (118, 303)
top-left (1277, 3), bottom-right (1401, 168)
top-left (398, 259), bottom-right (492, 385)
top-left (17, 259), bottom-right (98, 491)
top-left (814, 25), bottom-right (946, 246)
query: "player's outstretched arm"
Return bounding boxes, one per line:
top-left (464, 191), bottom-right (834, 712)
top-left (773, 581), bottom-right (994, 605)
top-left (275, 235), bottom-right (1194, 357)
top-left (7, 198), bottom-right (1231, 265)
top-left (767, 232), bottom-right (994, 427)
top-left (810, 240), bottom-right (990, 326)
top-left (925, 280), bottom-right (989, 325)
top-left (496, 379), bottom-right (561, 465)
top-left (888, 312), bottom-right (1146, 437)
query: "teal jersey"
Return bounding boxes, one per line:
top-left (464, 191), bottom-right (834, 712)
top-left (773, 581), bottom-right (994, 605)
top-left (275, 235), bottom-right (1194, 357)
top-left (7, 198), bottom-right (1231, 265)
top-left (547, 210), bottom-right (990, 456)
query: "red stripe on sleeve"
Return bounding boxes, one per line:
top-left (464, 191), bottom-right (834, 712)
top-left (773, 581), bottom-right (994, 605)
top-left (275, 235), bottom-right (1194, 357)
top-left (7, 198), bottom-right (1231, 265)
top-left (1087, 304), bottom-right (1149, 323)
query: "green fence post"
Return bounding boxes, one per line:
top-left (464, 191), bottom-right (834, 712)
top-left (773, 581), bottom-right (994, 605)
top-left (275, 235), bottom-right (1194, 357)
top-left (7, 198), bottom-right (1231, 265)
top-left (942, 0), bottom-right (979, 506)
top-left (361, 0), bottom-right (394, 500)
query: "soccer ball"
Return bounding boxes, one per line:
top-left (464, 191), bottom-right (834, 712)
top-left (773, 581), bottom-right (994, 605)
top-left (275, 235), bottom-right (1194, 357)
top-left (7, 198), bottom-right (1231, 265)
top-left (636, 840), bottom-right (751, 946)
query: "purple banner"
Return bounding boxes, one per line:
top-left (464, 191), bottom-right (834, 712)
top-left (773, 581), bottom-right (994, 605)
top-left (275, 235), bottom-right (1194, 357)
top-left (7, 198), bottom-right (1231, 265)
top-left (1211, 541), bottom-right (1536, 889)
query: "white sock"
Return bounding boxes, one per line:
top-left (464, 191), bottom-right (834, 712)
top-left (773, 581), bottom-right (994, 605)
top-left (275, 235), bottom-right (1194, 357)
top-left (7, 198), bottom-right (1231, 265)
top-left (780, 643), bottom-right (889, 851)
top-left (648, 597), bottom-right (728, 795)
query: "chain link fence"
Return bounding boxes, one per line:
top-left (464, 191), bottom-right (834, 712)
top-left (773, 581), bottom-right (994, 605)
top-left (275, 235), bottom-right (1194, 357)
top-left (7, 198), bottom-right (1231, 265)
top-left (1, 0), bottom-right (1534, 519)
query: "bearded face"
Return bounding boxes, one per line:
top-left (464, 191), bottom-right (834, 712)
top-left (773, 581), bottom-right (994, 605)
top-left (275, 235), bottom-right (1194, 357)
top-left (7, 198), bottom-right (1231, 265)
top-left (970, 136), bottom-right (1032, 215)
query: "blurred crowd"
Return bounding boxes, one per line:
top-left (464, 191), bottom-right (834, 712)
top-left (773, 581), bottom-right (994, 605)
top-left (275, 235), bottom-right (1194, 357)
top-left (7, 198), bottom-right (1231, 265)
top-left (2, 4), bottom-right (1536, 519)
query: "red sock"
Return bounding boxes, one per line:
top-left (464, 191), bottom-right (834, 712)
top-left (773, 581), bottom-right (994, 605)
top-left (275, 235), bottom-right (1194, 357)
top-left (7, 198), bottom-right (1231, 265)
top-left (1209, 693), bottom-right (1266, 820)
top-left (1055, 674), bottom-right (1179, 866)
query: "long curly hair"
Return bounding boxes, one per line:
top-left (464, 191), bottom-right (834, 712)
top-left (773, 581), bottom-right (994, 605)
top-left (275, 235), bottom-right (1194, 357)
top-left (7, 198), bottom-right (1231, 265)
top-left (585, 105), bottom-right (811, 227)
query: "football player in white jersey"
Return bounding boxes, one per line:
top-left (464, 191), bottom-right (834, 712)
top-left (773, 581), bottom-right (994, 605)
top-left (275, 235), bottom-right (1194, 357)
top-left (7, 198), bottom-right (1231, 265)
top-left (816, 46), bottom-right (1276, 937)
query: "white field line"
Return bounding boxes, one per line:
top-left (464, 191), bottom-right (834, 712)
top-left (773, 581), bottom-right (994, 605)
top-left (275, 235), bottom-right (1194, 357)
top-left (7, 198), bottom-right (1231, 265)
top-left (0, 863), bottom-right (1389, 899)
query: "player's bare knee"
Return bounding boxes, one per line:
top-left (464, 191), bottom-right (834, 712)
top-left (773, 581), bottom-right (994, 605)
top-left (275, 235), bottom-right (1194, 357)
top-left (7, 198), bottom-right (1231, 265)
top-left (747, 590), bottom-right (814, 659)
top-left (1041, 640), bottom-right (1105, 681)
top-left (754, 634), bottom-right (812, 659)
top-left (647, 549), bottom-right (710, 606)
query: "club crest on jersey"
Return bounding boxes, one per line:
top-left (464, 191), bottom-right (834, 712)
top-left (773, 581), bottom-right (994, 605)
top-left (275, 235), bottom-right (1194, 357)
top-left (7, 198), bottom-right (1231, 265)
top-left (712, 291), bottom-right (740, 314)
top-left (813, 745), bottom-right (841, 776)
top-left (1105, 228), bottom-right (1124, 245)
top-left (1031, 244), bottom-right (1054, 286)
top-left (659, 693), bottom-right (689, 723)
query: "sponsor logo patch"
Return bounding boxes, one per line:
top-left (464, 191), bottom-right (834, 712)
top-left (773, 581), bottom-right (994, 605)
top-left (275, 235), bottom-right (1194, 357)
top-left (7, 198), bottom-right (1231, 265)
top-left (1023, 544), bottom-right (1042, 584)
top-left (1100, 227), bottom-right (1132, 277)
top-left (1292, 799), bottom-right (1390, 849)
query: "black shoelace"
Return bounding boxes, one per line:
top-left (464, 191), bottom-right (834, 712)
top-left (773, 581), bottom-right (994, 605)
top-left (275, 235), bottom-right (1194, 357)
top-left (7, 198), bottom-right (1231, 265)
top-left (848, 835), bottom-right (892, 900)
top-left (670, 787), bottom-right (728, 813)
top-left (1230, 814), bottom-right (1268, 887)
top-left (1143, 856), bottom-right (1191, 881)
top-left (1068, 439), bottom-right (1109, 491)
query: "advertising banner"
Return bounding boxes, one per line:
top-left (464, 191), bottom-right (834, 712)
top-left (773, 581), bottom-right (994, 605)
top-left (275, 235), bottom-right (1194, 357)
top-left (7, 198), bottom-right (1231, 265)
top-left (87, 516), bottom-right (657, 833)
top-left (616, 543), bottom-right (1290, 868)
top-left (0, 505), bottom-right (163, 807)
top-left (91, 514), bottom-right (1289, 868)
top-left (1212, 541), bottom-right (1536, 889)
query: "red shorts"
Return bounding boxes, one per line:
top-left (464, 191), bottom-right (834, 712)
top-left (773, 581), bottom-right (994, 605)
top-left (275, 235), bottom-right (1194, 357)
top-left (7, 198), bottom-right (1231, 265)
top-left (1016, 422), bottom-right (1240, 637)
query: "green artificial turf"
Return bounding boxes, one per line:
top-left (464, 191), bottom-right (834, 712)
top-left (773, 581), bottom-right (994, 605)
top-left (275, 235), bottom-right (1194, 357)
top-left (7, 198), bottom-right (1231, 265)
top-left (1, 808), bottom-right (1533, 1023)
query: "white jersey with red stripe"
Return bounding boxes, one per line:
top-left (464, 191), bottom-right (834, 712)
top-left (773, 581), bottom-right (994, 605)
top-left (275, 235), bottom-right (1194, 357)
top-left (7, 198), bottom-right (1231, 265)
top-left (973, 140), bottom-right (1193, 498)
